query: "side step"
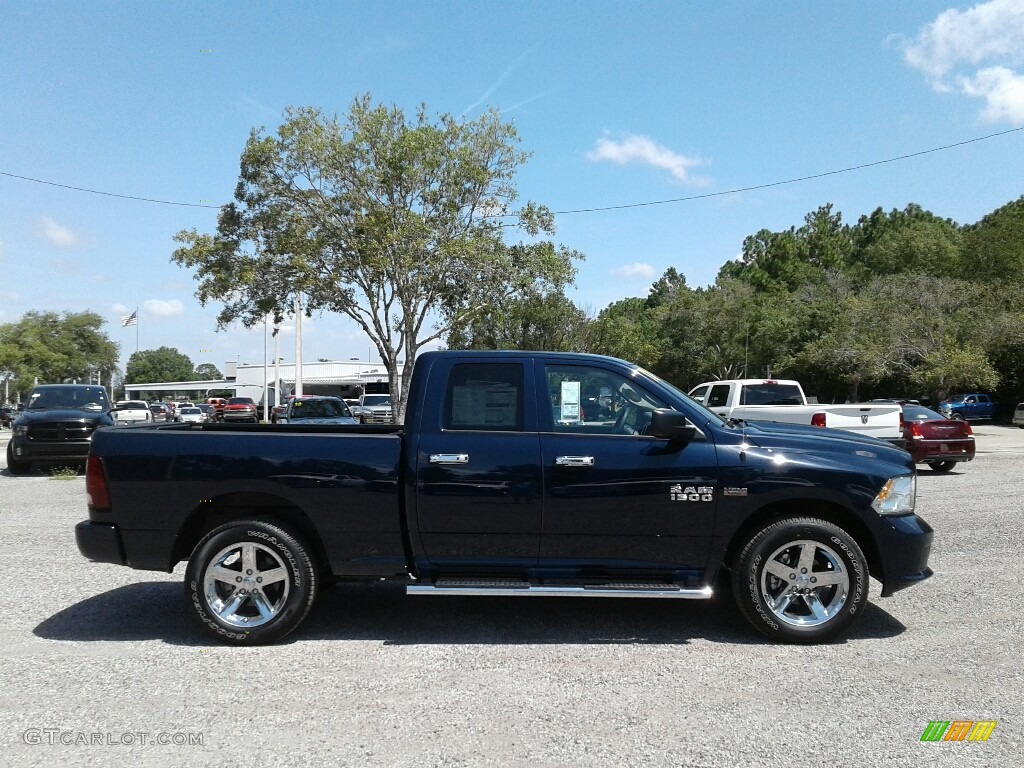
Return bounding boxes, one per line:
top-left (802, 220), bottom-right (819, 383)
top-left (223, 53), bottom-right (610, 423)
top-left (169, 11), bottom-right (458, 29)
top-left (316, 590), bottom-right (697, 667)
top-left (407, 578), bottom-right (712, 599)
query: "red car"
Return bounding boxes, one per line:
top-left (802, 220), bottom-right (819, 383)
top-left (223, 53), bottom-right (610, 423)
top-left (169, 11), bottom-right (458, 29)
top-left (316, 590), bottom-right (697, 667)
top-left (902, 403), bottom-right (975, 472)
top-left (222, 396), bottom-right (259, 424)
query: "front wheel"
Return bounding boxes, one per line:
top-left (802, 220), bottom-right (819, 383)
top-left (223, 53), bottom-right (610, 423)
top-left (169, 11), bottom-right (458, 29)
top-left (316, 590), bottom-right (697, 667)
top-left (952, 413), bottom-right (965, 421)
top-left (6, 442), bottom-right (30, 475)
top-left (732, 516), bottom-right (869, 643)
top-left (185, 520), bottom-right (318, 645)
top-left (927, 461), bottom-right (956, 473)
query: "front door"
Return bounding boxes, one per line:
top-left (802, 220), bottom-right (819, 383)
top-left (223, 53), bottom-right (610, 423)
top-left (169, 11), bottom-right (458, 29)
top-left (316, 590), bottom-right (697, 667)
top-left (537, 362), bottom-right (719, 582)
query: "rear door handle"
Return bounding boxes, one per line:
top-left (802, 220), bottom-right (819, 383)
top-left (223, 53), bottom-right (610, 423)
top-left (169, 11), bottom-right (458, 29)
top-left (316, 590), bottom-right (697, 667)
top-left (429, 453), bottom-right (469, 464)
top-left (555, 456), bottom-right (595, 467)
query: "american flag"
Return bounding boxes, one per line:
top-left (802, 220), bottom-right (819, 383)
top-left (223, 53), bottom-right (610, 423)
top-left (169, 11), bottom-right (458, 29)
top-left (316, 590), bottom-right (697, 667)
top-left (120, 310), bottom-right (137, 327)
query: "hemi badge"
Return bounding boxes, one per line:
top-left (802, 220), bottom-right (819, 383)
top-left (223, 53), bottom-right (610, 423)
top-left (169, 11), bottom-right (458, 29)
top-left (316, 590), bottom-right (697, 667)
top-left (723, 487), bottom-right (747, 497)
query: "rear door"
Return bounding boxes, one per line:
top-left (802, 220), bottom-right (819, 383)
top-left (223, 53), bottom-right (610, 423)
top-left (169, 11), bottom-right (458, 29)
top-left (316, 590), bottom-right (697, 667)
top-left (412, 358), bottom-right (542, 576)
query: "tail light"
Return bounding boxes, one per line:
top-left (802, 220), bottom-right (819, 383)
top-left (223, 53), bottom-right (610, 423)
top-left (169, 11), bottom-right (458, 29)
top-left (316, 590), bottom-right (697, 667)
top-left (86, 454), bottom-right (111, 510)
top-left (965, 423), bottom-right (974, 435)
top-left (907, 421), bottom-right (924, 440)
top-left (811, 413), bottom-right (826, 428)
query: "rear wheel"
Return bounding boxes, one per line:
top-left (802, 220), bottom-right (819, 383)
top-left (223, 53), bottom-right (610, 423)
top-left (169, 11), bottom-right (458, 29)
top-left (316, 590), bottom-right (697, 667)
top-left (732, 516), bottom-right (868, 643)
top-left (185, 519), bottom-right (317, 645)
top-left (5, 442), bottom-right (30, 475)
top-left (927, 460), bottom-right (956, 473)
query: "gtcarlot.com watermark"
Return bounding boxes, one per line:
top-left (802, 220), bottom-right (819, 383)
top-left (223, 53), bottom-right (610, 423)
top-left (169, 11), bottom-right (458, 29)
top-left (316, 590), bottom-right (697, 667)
top-left (23, 728), bottom-right (204, 747)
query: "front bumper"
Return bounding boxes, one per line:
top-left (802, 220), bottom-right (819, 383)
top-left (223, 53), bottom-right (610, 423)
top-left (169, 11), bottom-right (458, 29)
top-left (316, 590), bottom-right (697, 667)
top-left (10, 438), bottom-right (91, 463)
top-left (223, 411), bottom-right (257, 421)
top-left (872, 512), bottom-right (935, 597)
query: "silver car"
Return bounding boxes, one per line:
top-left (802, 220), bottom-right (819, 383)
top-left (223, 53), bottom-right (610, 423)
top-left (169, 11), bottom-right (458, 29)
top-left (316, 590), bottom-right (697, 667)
top-left (177, 406), bottom-right (205, 424)
top-left (1014, 402), bottom-right (1024, 429)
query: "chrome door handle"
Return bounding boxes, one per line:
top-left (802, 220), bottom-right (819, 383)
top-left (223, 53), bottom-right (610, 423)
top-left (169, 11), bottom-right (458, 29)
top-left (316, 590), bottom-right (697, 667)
top-left (429, 453), bottom-right (469, 464)
top-left (555, 456), bottom-right (595, 467)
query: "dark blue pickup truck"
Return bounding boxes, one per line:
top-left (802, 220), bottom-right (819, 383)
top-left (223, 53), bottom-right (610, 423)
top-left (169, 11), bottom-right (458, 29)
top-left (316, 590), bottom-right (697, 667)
top-left (76, 350), bottom-right (933, 645)
top-left (938, 393), bottom-right (998, 422)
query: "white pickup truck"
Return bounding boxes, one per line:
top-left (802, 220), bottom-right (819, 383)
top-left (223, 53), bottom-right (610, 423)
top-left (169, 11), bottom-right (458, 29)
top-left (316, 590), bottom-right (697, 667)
top-left (687, 379), bottom-right (903, 443)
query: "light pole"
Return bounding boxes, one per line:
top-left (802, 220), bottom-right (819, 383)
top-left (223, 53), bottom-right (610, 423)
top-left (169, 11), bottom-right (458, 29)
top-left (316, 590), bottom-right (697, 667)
top-left (294, 294), bottom-right (303, 397)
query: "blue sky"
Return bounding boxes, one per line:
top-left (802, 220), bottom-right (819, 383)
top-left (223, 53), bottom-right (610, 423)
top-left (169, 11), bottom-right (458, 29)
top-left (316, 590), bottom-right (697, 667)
top-left (2, 0), bottom-right (1023, 373)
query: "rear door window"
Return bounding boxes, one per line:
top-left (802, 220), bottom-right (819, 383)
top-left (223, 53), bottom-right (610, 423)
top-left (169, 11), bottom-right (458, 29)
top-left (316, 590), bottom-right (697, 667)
top-left (443, 363), bottom-right (524, 432)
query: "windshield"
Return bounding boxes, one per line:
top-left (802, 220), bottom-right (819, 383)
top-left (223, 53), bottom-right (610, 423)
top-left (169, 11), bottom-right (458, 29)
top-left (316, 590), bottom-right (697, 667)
top-left (362, 395), bottom-right (391, 406)
top-left (903, 405), bottom-right (944, 421)
top-left (635, 366), bottom-right (727, 427)
top-left (28, 386), bottom-right (111, 411)
top-left (290, 398), bottom-right (351, 419)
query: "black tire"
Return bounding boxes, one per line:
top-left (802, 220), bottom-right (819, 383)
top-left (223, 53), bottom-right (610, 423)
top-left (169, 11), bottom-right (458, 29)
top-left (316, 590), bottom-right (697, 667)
top-left (927, 461), bottom-right (956, 473)
top-left (952, 413), bottom-right (965, 421)
top-left (731, 516), bottom-right (868, 643)
top-left (185, 519), bottom-right (317, 645)
top-left (6, 442), bottom-right (31, 475)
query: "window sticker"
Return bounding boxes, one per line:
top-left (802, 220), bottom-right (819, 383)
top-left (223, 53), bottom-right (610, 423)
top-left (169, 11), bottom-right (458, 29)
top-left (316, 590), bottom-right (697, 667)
top-left (451, 384), bottom-right (518, 427)
top-left (560, 380), bottom-right (581, 421)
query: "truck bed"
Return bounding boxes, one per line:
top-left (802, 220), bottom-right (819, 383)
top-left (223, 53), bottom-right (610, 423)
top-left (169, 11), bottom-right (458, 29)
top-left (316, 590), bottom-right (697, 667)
top-left (87, 422), bottom-right (407, 574)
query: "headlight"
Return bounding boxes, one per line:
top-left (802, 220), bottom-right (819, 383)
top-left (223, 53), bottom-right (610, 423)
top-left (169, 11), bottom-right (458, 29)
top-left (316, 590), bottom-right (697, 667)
top-left (872, 474), bottom-right (916, 516)
top-left (14, 425), bottom-right (28, 437)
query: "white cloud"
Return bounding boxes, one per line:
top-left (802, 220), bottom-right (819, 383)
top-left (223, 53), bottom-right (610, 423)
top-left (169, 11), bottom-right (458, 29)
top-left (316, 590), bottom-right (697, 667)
top-left (38, 216), bottom-right (83, 247)
top-left (957, 66), bottom-right (1024, 123)
top-left (586, 134), bottom-right (709, 185)
top-left (143, 299), bottom-right (185, 317)
top-left (111, 303), bottom-right (129, 314)
top-left (901, 0), bottom-right (1024, 125)
top-left (610, 262), bottom-right (656, 279)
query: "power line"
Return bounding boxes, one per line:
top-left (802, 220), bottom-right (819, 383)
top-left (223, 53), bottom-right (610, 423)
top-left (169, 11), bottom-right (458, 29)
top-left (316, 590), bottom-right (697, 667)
top-left (3, 125), bottom-right (1022, 214)
top-left (0, 171), bottom-right (220, 209)
top-left (547, 125), bottom-right (1024, 215)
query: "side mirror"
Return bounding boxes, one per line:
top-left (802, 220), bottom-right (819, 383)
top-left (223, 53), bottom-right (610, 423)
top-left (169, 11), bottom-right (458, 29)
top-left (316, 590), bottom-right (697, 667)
top-left (648, 408), bottom-right (700, 441)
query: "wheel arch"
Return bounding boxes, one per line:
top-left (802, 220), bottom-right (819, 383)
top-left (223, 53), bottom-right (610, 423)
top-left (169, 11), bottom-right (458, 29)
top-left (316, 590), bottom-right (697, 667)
top-left (721, 498), bottom-right (882, 583)
top-left (170, 491), bottom-right (331, 574)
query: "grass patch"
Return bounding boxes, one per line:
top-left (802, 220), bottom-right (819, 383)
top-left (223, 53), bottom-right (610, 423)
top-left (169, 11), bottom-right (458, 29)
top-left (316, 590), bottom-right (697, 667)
top-left (48, 466), bottom-right (80, 480)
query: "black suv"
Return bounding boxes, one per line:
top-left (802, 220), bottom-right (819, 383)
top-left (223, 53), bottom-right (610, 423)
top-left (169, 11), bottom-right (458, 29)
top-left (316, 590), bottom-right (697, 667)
top-left (6, 384), bottom-right (114, 474)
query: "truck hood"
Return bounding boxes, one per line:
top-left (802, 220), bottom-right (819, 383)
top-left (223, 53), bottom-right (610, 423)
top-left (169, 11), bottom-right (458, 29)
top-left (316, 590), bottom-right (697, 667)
top-left (288, 417), bottom-right (360, 425)
top-left (734, 419), bottom-right (913, 469)
top-left (18, 408), bottom-right (111, 423)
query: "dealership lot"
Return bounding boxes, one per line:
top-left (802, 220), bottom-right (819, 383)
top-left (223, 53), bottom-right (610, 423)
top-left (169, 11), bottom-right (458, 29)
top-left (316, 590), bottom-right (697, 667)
top-left (0, 427), bottom-right (1021, 767)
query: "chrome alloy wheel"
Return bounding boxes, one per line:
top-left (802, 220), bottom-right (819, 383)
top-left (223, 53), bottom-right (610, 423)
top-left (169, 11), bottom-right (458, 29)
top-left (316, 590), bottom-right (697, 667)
top-left (760, 539), bottom-right (850, 628)
top-left (202, 542), bottom-right (291, 628)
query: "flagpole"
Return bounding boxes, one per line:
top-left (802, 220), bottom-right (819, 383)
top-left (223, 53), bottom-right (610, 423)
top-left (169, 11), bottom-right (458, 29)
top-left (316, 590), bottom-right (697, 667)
top-left (135, 306), bottom-right (139, 354)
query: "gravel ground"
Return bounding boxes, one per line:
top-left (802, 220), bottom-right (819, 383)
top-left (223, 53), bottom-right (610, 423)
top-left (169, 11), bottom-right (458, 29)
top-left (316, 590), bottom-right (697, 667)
top-left (0, 425), bottom-right (1021, 767)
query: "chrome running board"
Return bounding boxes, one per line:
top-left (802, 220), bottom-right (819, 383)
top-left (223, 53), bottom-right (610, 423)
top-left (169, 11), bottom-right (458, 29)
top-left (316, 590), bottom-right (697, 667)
top-left (407, 578), bottom-right (712, 599)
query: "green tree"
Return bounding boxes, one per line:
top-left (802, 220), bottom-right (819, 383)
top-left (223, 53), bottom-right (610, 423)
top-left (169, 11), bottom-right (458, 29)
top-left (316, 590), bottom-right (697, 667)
top-left (719, 205), bottom-right (852, 293)
top-left (0, 311), bottom-right (119, 398)
top-left (587, 297), bottom-right (661, 370)
top-left (125, 347), bottom-right (196, 385)
top-left (910, 339), bottom-right (1000, 404)
top-left (847, 204), bottom-right (963, 281)
top-left (194, 363), bottom-right (222, 380)
top-left (446, 289), bottom-right (590, 352)
top-left (961, 195), bottom-right (1024, 282)
top-left (173, 95), bottom-right (579, 421)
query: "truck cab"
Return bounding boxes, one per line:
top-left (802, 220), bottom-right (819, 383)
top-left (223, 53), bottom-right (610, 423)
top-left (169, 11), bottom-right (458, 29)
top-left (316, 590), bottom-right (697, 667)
top-left (938, 393), bottom-right (997, 422)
